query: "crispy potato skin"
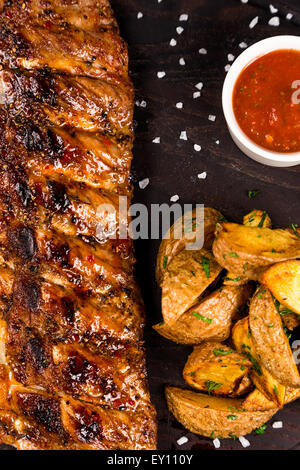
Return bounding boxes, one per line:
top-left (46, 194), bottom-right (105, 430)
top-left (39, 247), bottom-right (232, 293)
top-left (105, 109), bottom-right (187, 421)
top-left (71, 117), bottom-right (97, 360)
top-left (213, 223), bottom-right (300, 281)
top-left (249, 287), bottom-right (300, 388)
top-left (165, 387), bottom-right (278, 438)
top-left (243, 385), bottom-right (300, 411)
top-left (232, 317), bottom-right (285, 407)
top-left (243, 210), bottom-right (272, 229)
top-left (161, 249), bottom-right (222, 325)
top-left (183, 342), bottom-right (251, 396)
top-left (153, 284), bottom-right (252, 344)
top-left (261, 261), bottom-right (300, 315)
top-left (156, 207), bottom-right (223, 285)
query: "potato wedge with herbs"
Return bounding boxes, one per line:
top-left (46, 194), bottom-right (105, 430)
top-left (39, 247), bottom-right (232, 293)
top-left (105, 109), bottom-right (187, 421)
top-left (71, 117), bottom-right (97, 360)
top-left (243, 385), bottom-right (300, 412)
top-left (232, 317), bottom-right (285, 407)
top-left (249, 287), bottom-right (300, 388)
top-left (213, 222), bottom-right (300, 281)
top-left (156, 207), bottom-right (223, 285)
top-left (165, 386), bottom-right (278, 439)
top-left (161, 248), bottom-right (222, 325)
top-left (243, 210), bottom-right (272, 229)
top-left (260, 260), bottom-right (300, 315)
top-left (154, 284), bottom-right (252, 344)
top-left (183, 342), bottom-right (252, 397)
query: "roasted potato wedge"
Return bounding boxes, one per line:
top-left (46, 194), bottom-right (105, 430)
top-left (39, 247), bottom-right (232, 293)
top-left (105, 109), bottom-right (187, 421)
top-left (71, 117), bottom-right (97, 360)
top-left (154, 284), bottom-right (252, 344)
top-left (213, 222), bottom-right (300, 281)
top-left (156, 207), bottom-right (223, 285)
top-left (166, 386), bottom-right (278, 438)
top-left (161, 248), bottom-right (222, 325)
top-left (249, 287), bottom-right (300, 388)
top-left (243, 210), bottom-right (272, 229)
top-left (232, 317), bottom-right (285, 407)
top-left (261, 260), bottom-right (300, 315)
top-left (183, 342), bottom-right (252, 397)
top-left (243, 385), bottom-right (300, 411)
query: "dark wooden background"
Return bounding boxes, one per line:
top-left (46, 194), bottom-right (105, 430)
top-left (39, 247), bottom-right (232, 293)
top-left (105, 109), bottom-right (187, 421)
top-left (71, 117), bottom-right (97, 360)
top-left (110, 0), bottom-right (300, 451)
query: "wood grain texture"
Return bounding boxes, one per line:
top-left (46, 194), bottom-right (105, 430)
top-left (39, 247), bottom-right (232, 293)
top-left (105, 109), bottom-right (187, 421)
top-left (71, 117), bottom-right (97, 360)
top-left (110, 0), bottom-right (300, 451)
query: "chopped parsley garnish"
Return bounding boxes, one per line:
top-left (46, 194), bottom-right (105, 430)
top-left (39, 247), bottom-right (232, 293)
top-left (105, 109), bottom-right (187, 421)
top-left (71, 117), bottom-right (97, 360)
top-left (244, 351), bottom-right (262, 376)
top-left (258, 211), bottom-right (267, 228)
top-left (290, 224), bottom-right (300, 239)
top-left (227, 252), bottom-right (239, 258)
top-left (224, 276), bottom-right (241, 282)
top-left (227, 414), bottom-right (238, 420)
top-left (190, 270), bottom-right (196, 277)
top-left (248, 189), bottom-right (261, 198)
top-left (273, 385), bottom-right (278, 395)
top-left (255, 424), bottom-right (267, 435)
top-left (229, 433), bottom-right (238, 440)
top-left (201, 256), bottom-right (210, 278)
top-left (163, 256), bottom-right (168, 269)
top-left (192, 312), bottom-right (212, 323)
top-left (268, 323), bottom-right (274, 328)
top-left (205, 381), bottom-right (222, 393)
top-left (213, 348), bottom-right (235, 356)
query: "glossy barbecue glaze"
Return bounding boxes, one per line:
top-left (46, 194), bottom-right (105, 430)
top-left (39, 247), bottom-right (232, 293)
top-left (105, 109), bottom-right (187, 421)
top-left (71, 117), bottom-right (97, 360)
top-left (0, 0), bottom-right (156, 450)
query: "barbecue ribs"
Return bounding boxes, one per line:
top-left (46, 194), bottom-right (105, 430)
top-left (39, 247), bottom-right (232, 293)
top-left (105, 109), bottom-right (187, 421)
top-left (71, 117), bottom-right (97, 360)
top-left (0, 0), bottom-right (156, 450)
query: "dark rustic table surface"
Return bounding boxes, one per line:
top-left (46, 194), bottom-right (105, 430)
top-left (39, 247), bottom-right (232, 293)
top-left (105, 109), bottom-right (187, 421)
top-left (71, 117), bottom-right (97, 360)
top-left (1, 0), bottom-right (299, 453)
top-left (110, 0), bottom-right (300, 451)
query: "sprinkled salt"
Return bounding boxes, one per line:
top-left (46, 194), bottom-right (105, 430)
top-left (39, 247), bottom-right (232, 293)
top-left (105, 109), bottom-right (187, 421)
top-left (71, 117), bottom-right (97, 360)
top-left (158, 0), bottom-right (163, 3)
top-left (179, 14), bottom-right (188, 21)
top-left (213, 438), bottom-right (221, 449)
top-left (195, 82), bottom-right (203, 90)
top-left (140, 100), bottom-right (147, 108)
top-left (176, 102), bottom-right (183, 109)
top-left (180, 131), bottom-right (187, 140)
top-left (139, 178), bottom-right (149, 189)
top-left (215, 140), bottom-right (220, 145)
top-left (176, 26), bottom-right (184, 35)
top-left (208, 115), bottom-right (216, 122)
top-left (228, 54), bottom-right (235, 62)
top-left (270, 4), bottom-right (278, 14)
top-left (170, 194), bottom-right (179, 203)
top-left (286, 13), bottom-right (293, 20)
top-left (170, 38), bottom-right (177, 47)
top-left (177, 436), bottom-right (188, 445)
top-left (157, 71), bottom-right (166, 78)
top-left (193, 91), bottom-right (201, 98)
top-left (249, 16), bottom-right (259, 29)
top-left (194, 144), bottom-right (201, 152)
top-left (152, 137), bottom-right (160, 144)
top-left (179, 57), bottom-right (186, 66)
top-left (225, 64), bottom-right (231, 72)
top-left (239, 42), bottom-right (248, 49)
top-left (269, 16), bottom-right (280, 26)
top-left (199, 48), bottom-right (207, 55)
top-left (198, 172), bottom-right (207, 179)
top-left (272, 421), bottom-right (283, 429)
top-left (239, 436), bottom-right (250, 448)
top-left (241, 0), bottom-right (248, 3)
top-left (137, 12), bottom-right (143, 19)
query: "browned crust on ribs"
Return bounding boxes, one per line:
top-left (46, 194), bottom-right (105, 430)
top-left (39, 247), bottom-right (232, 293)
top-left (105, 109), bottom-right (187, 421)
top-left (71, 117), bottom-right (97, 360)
top-left (0, 0), bottom-right (156, 450)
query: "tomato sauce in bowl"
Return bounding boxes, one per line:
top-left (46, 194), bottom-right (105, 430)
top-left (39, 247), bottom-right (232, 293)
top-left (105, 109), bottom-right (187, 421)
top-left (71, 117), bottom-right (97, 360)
top-left (233, 50), bottom-right (300, 153)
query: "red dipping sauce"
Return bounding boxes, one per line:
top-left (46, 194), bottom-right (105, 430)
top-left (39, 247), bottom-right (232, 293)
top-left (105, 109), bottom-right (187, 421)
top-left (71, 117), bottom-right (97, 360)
top-left (233, 49), bottom-right (300, 153)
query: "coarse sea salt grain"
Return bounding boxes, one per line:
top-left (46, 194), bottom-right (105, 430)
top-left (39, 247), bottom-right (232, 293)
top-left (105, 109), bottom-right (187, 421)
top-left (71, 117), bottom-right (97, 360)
top-left (195, 82), bottom-right (203, 90)
top-left (194, 144), bottom-right (201, 152)
top-left (137, 12), bottom-right (143, 19)
top-left (157, 71), bottom-right (166, 78)
top-left (179, 57), bottom-right (185, 66)
top-left (152, 137), bottom-right (160, 144)
top-left (179, 14), bottom-right (188, 21)
top-left (176, 102), bottom-right (183, 109)
top-left (170, 194), bottom-right (179, 203)
top-left (199, 48), bottom-right (207, 55)
top-left (272, 421), bottom-right (283, 429)
top-left (177, 436), bottom-right (188, 446)
top-left (286, 13), bottom-right (293, 20)
top-left (225, 64), bottom-right (231, 72)
top-left (239, 42), bottom-right (248, 49)
top-left (176, 26), bottom-right (184, 35)
top-left (213, 438), bottom-right (221, 449)
top-left (139, 178), bottom-right (149, 189)
top-left (269, 16), bottom-right (280, 26)
top-left (180, 131), bottom-right (187, 140)
top-left (208, 114), bottom-right (216, 122)
top-left (228, 53), bottom-right (235, 62)
top-left (270, 4), bottom-right (278, 14)
top-left (193, 91), bottom-right (201, 98)
top-left (198, 171), bottom-right (207, 179)
top-left (249, 16), bottom-right (259, 29)
top-left (170, 38), bottom-right (177, 47)
top-left (216, 140), bottom-right (220, 144)
top-left (241, 0), bottom-right (248, 3)
top-left (239, 437), bottom-right (250, 448)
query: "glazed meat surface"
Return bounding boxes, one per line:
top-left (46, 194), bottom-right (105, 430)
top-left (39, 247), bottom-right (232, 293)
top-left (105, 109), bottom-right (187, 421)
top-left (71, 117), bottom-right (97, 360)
top-left (0, 0), bottom-right (156, 450)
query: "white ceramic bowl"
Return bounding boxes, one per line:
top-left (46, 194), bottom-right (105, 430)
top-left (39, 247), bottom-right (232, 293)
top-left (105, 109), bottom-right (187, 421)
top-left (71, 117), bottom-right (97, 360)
top-left (222, 35), bottom-right (300, 167)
